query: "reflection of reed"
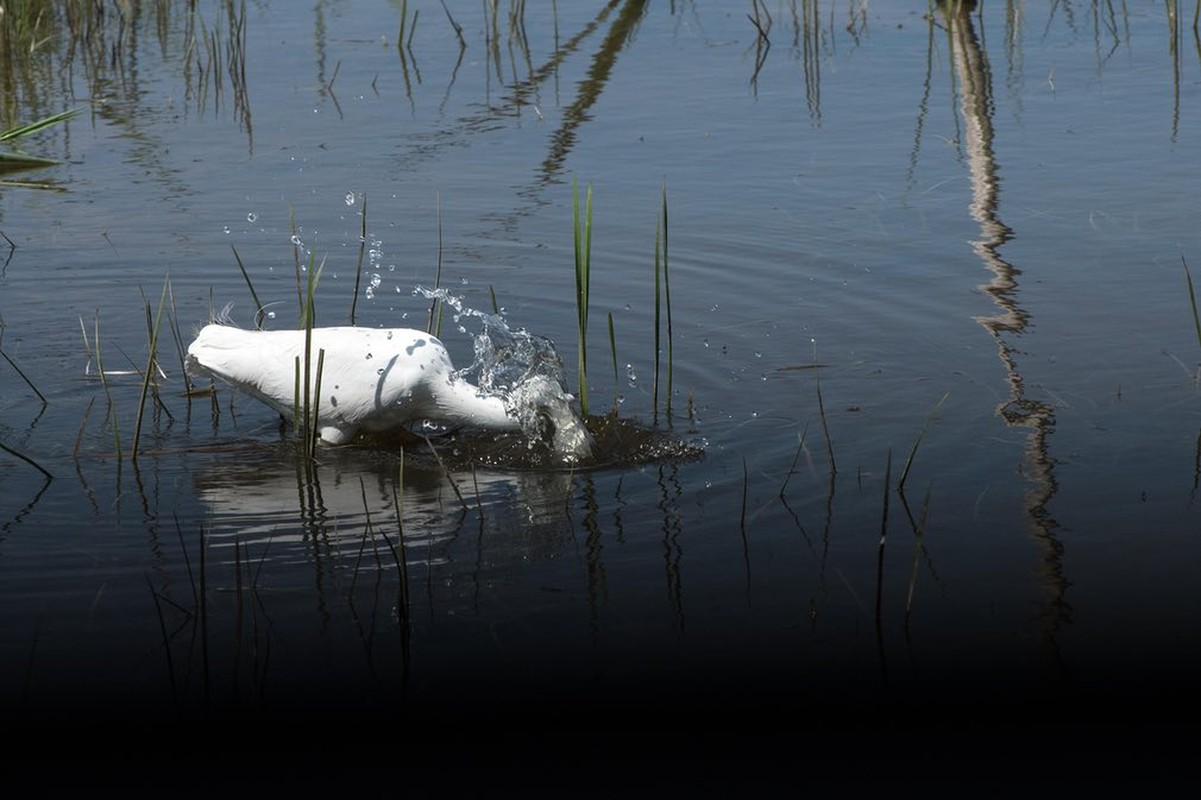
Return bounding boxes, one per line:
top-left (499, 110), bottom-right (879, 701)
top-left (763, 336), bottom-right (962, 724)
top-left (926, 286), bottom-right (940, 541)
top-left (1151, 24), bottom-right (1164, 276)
top-left (536, 0), bottom-right (648, 184)
top-left (940, 1), bottom-right (1071, 655)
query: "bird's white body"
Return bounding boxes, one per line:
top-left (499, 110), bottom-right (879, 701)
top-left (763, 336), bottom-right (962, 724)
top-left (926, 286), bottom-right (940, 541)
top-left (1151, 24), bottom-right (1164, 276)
top-left (186, 324), bottom-right (523, 446)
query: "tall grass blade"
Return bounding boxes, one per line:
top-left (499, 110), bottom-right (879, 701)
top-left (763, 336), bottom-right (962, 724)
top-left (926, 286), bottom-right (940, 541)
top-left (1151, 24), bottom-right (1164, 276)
top-left (421, 434), bottom-right (467, 510)
top-left (875, 448), bottom-right (893, 624)
top-left (896, 391), bottom-right (950, 494)
top-left (0, 439), bottom-right (54, 480)
top-left (653, 200), bottom-right (662, 418)
top-left (427, 192), bottom-right (445, 336)
top-left (132, 278), bottom-right (171, 461)
top-left (812, 339), bottom-right (835, 475)
top-left (662, 183), bottom-right (674, 417)
top-left (350, 192), bottom-right (366, 325)
top-left (0, 108), bottom-right (81, 144)
top-left (231, 244), bottom-right (265, 329)
top-left (93, 315), bottom-right (122, 461)
top-left (608, 311), bottom-right (619, 409)
top-left (0, 348), bottom-right (47, 404)
top-left (572, 177), bottom-right (593, 416)
top-left (1184, 256), bottom-right (1201, 356)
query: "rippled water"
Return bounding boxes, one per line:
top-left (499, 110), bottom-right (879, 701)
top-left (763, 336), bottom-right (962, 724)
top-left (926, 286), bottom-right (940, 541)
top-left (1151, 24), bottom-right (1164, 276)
top-left (1, 0), bottom-right (1200, 772)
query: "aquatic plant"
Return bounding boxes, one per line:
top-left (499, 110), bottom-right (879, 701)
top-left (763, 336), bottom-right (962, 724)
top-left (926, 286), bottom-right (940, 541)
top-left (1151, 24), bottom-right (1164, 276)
top-left (1184, 256), bottom-right (1201, 357)
top-left (0, 108), bottom-right (79, 178)
top-left (652, 183), bottom-right (674, 420)
top-left (572, 177), bottom-right (593, 417)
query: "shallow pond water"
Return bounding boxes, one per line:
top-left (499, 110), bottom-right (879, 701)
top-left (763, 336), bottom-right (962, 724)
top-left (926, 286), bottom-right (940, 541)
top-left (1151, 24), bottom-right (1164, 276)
top-left (2, 0), bottom-right (1200, 766)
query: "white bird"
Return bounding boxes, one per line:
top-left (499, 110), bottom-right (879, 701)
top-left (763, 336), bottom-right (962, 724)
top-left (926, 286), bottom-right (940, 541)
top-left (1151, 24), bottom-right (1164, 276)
top-left (185, 323), bottom-right (593, 460)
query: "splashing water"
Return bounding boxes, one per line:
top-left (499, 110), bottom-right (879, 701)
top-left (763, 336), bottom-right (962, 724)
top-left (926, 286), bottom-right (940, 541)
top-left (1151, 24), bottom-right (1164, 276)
top-left (415, 287), bottom-right (595, 464)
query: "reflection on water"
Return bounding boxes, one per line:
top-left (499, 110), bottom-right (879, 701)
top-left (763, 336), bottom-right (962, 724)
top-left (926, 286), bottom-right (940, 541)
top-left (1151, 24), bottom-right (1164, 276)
top-left (3, 1), bottom-right (1201, 746)
top-left (940, 0), bottom-right (1070, 666)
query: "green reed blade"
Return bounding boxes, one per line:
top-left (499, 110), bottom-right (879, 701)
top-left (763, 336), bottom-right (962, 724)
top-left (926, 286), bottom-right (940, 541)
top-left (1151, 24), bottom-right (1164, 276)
top-left (132, 278), bottom-right (171, 461)
top-left (0, 108), bottom-right (81, 143)
top-left (572, 177), bottom-right (593, 417)
top-left (428, 192), bottom-right (445, 336)
top-left (652, 198), bottom-right (662, 419)
top-left (94, 315), bottom-right (122, 462)
top-left (350, 192), bottom-right (366, 325)
top-left (1184, 257), bottom-right (1201, 356)
top-left (608, 311), bottom-right (618, 409)
top-left (897, 391), bottom-right (950, 494)
top-left (231, 244), bottom-right (265, 329)
top-left (661, 184), bottom-right (674, 417)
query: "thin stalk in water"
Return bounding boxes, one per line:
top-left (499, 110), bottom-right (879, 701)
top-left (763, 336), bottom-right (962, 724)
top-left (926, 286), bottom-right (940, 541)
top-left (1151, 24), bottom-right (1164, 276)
top-left (812, 339), bottom-right (835, 475)
top-left (896, 391), bottom-right (950, 495)
top-left (132, 278), bottom-right (171, 461)
top-left (1184, 256), bottom-right (1201, 357)
top-left (661, 184), bottom-right (674, 417)
top-left (93, 315), bottom-right (122, 461)
top-left (572, 177), bottom-right (593, 417)
top-left (299, 252), bottom-right (326, 456)
top-left (232, 244), bottom-right (265, 329)
top-left (0, 349), bottom-right (46, 405)
top-left (0, 439), bottom-right (53, 480)
top-left (350, 192), bottom-right (367, 325)
top-left (608, 311), bottom-right (619, 411)
top-left (427, 192), bottom-right (445, 336)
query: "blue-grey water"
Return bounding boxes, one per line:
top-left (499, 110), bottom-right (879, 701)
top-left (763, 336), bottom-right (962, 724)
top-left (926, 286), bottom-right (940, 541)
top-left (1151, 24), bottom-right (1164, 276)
top-left (1, 0), bottom-right (1198, 783)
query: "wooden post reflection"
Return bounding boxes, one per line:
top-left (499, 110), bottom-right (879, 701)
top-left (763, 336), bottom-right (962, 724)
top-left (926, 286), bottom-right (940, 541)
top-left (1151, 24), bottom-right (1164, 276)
top-left (940, 0), bottom-right (1072, 666)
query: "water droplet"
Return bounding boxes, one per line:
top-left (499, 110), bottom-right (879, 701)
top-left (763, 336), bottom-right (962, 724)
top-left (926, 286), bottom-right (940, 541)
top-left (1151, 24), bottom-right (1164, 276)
top-left (625, 364), bottom-right (637, 385)
top-left (460, 277), bottom-right (469, 285)
top-left (291, 234), bottom-right (302, 246)
top-left (754, 351), bottom-right (762, 358)
top-left (267, 311), bottom-right (276, 319)
top-left (377, 368), bottom-right (384, 375)
top-left (365, 352), bottom-right (373, 360)
top-left (246, 212), bottom-right (258, 223)
top-left (222, 226), bottom-right (230, 234)
top-left (345, 192), bottom-right (356, 206)
top-left (703, 338), bottom-right (710, 348)
top-left (370, 274), bottom-right (382, 288)
top-left (386, 331), bottom-right (394, 339)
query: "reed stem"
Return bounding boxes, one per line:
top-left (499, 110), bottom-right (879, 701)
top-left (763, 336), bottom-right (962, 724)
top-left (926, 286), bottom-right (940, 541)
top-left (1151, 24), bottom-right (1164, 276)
top-left (572, 177), bottom-right (593, 417)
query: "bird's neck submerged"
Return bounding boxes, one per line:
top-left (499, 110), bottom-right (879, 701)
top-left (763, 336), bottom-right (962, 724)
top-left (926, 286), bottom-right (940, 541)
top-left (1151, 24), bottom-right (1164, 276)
top-left (435, 378), bottom-right (520, 430)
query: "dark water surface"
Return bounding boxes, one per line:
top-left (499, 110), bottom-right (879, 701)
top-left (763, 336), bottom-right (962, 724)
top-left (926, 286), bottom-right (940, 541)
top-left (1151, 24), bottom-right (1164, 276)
top-left (2, 0), bottom-right (1199, 782)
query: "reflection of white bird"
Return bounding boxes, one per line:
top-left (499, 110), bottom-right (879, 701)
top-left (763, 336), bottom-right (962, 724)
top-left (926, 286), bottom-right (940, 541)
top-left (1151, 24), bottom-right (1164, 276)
top-left (186, 324), bottom-right (592, 460)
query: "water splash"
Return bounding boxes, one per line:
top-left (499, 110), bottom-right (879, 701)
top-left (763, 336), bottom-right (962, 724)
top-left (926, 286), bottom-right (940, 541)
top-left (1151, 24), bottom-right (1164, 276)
top-left (410, 286), bottom-right (703, 469)
top-left (415, 286), bottom-right (594, 464)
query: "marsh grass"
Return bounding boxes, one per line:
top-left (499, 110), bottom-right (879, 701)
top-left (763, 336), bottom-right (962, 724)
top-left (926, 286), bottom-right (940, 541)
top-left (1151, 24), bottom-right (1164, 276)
top-left (572, 177), bottom-right (593, 416)
top-left (0, 347), bottom-right (46, 404)
top-left (652, 184), bottom-right (673, 420)
top-left (131, 278), bottom-right (172, 461)
top-left (896, 391), bottom-right (949, 494)
top-left (0, 108), bottom-right (80, 173)
top-left (811, 340), bottom-right (836, 475)
top-left (0, 438), bottom-right (53, 479)
top-left (1184, 256), bottom-right (1201, 357)
top-left (89, 315), bottom-right (122, 462)
top-left (426, 192), bottom-right (445, 337)
top-left (231, 244), bottom-right (265, 329)
top-left (349, 192), bottom-right (367, 325)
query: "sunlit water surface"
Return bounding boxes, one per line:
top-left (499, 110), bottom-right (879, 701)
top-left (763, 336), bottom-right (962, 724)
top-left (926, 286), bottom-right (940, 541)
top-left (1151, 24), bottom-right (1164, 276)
top-left (1, 1), bottom-right (1200, 760)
